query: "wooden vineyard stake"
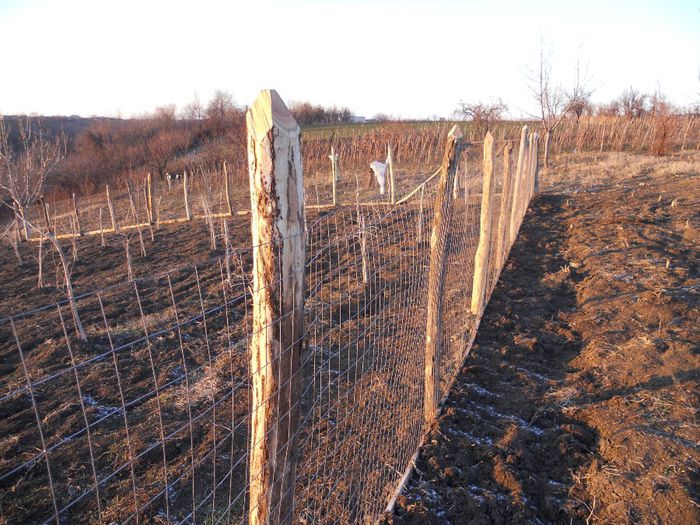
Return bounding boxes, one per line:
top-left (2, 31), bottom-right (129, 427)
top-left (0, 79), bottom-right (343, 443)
top-left (329, 146), bottom-right (339, 206)
top-left (183, 170), bottom-right (192, 220)
top-left (471, 131), bottom-right (496, 316)
top-left (99, 207), bottom-right (105, 246)
top-left (224, 161), bottom-right (234, 216)
top-left (387, 144), bottom-right (396, 204)
top-left (424, 124), bottom-right (463, 426)
top-left (72, 193), bottom-right (82, 236)
top-left (246, 90), bottom-right (306, 525)
top-left (360, 214), bottom-right (369, 284)
top-left (146, 172), bottom-right (154, 224)
top-left (106, 185), bottom-right (118, 232)
top-left (40, 196), bottom-right (52, 235)
top-left (417, 185), bottom-right (424, 243)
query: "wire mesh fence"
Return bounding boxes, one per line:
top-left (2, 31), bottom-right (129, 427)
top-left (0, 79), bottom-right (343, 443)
top-left (0, 96), bottom-right (539, 524)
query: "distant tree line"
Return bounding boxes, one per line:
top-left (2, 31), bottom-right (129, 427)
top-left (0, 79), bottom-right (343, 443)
top-left (289, 102), bottom-right (355, 126)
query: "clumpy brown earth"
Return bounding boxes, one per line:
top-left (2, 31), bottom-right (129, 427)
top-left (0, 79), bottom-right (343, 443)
top-left (390, 152), bottom-right (699, 524)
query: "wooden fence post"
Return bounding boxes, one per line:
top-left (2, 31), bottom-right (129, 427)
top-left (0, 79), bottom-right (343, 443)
top-left (424, 124), bottom-right (463, 426)
top-left (495, 142), bottom-right (513, 272)
top-left (71, 193), bottom-right (82, 236)
top-left (106, 185), bottom-right (118, 232)
top-left (247, 90), bottom-right (305, 525)
top-left (387, 144), bottom-right (396, 204)
top-left (470, 131), bottom-right (496, 316)
top-left (183, 170), bottom-right (192, 220)
top-left (223, 161), bottom-right (234, 216)
top-left (508, 126), bottom-right (528, 247)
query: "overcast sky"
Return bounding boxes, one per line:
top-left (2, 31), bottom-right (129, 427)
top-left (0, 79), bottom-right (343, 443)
top-left (0, 0), bottom-right (697, 119)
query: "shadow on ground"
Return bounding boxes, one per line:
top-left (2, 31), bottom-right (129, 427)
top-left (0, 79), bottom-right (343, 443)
top-left (387, 194), bottom-right (597, 524)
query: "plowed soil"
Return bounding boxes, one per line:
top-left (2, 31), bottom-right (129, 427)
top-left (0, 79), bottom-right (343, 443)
top-left (389, 152), bottom-right (699, 524)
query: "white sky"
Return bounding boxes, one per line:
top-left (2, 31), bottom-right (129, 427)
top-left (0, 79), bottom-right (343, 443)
top-left (0, 0), bottom-right (698, 119)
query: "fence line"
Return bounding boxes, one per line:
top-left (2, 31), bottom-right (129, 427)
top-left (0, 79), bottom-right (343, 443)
top-left (0, 90), bottom-right (541, 524)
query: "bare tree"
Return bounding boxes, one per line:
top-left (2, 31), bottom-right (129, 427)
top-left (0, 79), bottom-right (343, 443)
top-left (618, 87), bottom-right (648, 118)
top-left (454, 99), bottom-right (507, 136)
top-left (0, 116), bottom-right (65, 240)
top-left (206, 90), bottom-right (239, 135)
top-left (144, 128), bottom-right (191, 178)
top-left (526, 45), bottom-right (592, 167)
top-left (182, 93), bottom-right (205, 133)
top-left (565, 57), bottom-right (593, 124)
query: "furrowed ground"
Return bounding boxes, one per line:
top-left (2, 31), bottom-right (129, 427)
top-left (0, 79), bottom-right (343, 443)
top-left (389, 151), bottom-right (699, 524)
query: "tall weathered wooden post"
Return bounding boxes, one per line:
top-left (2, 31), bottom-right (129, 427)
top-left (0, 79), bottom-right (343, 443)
top-left (470, 132), bottom-right (496, 316)
top-left (424, 125), bottom-right (463, 426)
top-left (495, 142), bottom-right (513, 272)
top-left (532, 132), bottom-right (540, 194)
top-left (247, 90), bottom-right (306, 525)
top-left (508, 126), bottom-right (528, 247)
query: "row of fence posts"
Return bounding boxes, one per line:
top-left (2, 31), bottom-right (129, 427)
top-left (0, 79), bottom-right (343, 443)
top-left (31, 127), bottom-right (405, 240)
top-left (26, 162), bottom-right (238, 239)
top-left (244, 90), bottom-right (540, 524)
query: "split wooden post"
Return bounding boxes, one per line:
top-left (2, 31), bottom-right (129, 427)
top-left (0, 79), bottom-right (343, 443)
top-left (525, 131), bottom-right (536, 199)
top-left (329, 147), bottom-right (339, 206)
top-left (146, 172), bottom-right (154, 224)
top-left (246, 90), bottom-right (305, 525)
top-left (223, 161), bottom-right (234, 216)
top-left (470, 131), bottom-right (496, 316)
top-left (183, 170), bottom-right (192, 220)
top-left (106, 185), bottom-right (118, 232)
top-left (424, 124), bottom-right (463, 426)
top-left (495, 142), bottom-right (513, 272)
top-left (387, 144), bottom-right (396, 204)
top-left (508, 126), bottom-right (528, 247)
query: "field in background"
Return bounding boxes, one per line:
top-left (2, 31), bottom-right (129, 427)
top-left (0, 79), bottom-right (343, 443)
top-left (11, 112), bottom-right (697, 243)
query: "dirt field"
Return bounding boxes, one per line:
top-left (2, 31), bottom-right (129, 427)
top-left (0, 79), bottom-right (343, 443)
top-left (0, 187), bottom-right (484, 524)
top-left (389, 151), bottom-right (699, 524)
